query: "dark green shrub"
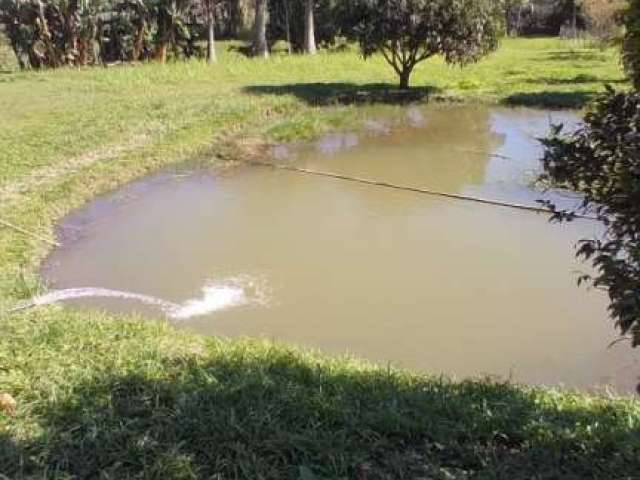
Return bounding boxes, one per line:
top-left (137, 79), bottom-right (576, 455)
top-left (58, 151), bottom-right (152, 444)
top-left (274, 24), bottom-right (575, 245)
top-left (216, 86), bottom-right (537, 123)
top-left (540, 88), bottom-right (640, 353)
top-left (623, 0), bottom-right (640, 89)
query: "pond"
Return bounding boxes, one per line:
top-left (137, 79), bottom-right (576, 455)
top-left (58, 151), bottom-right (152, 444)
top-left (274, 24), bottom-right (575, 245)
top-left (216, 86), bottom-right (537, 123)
top-left (41, 105), bottom-right (638, 393)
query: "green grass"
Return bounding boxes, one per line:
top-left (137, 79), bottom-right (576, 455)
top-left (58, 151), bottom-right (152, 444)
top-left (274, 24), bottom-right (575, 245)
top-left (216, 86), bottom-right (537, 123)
top-left (2, 310), bottom-right (640, 479)
top-left (1, 37), bottom-right (638, 479)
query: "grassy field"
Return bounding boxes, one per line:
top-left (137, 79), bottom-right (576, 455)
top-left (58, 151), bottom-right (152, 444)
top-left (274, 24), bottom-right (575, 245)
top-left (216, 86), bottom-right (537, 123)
top-left (1, 37), bottom-right (639, 479)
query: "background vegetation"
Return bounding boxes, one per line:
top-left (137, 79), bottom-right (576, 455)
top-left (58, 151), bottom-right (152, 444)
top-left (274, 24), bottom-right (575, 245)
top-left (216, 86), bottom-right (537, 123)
top-left (0, 0), bottom-right (627, 71)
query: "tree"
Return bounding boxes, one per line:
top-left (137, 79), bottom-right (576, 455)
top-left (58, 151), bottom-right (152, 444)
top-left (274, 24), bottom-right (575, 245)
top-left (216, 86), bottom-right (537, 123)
top-left (303, 0), bottom-right (315, 54)
top-left (253, 0), bottom-right (268, 57)
top-left (540, 1), bottom-right (640, 375)
top-left (128, 0), bottom-right (151, 62)
top-left (202, 0), bottom-right (217, 63)
top-left (623, 0), bottom-right (640, 89)
top-left (0, 0), bottom-right (218, 69)
top-left (228, 0), bottom-right (254, 38)
top-left (0, 0), bottom-right (35, 69)
top-left (154, 0), bottom-right (175, 62)
top-left (352, 0), bottom-right (501, 89)
top-left (582, 0), bottom-right (624, 47)
top-left (64, 0), bottom-right (80, 64)
top-left (0, 0), bottom-right (77, 68)
top-left (502, 0), bottom-right (532, 36)
top-left (267, 0), bottom-right (343, 53)
top-left (540, 89), bottom-right (640, 355)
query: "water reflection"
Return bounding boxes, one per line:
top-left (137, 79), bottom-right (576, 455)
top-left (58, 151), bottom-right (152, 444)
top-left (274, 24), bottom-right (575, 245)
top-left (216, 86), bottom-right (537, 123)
top-left (292, 107), bottom-right (498, 194)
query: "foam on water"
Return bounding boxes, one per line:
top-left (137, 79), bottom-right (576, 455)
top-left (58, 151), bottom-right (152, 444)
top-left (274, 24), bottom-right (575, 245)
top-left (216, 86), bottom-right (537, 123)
top-left (12, 276), bottom-right (270, 321)
top-left (169, 284), bottom-right (247, 320)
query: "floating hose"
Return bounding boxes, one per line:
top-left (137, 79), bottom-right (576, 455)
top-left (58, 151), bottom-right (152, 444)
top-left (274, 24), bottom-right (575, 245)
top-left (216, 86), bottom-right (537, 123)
top-left (249, 161), bottom-right (597, 221)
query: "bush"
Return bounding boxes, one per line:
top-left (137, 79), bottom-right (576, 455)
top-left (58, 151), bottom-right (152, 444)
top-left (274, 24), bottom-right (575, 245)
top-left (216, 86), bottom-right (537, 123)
top-left (623, 0), bottom-right (640, 89)
top-left (540, 88), bottom-right (640, 352)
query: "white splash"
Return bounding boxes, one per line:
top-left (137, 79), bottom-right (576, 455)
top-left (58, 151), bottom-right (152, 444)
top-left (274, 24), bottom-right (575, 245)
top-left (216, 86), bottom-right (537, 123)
top-left (11, 277), bottom-right (270, 321)
top-left (169, 284), bottom-right (247, 320)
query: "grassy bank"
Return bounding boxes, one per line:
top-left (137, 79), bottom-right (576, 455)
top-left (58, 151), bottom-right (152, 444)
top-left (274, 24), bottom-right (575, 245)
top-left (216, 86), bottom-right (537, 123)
top-left (2, 311), bottom-right (640, 479)
top-left (1, 37), bottom-right (639, 478)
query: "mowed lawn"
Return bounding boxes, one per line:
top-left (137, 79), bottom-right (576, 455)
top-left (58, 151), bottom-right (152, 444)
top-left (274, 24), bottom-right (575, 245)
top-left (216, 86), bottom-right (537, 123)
top-left (1, 37), bottom-right (639, 480)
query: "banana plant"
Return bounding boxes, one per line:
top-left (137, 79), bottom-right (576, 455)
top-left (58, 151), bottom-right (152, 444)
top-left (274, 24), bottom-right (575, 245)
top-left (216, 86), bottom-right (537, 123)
top-left (117, 0), bottom-right (150, 60)
top-left (151, 0), bottom-right (191, 62)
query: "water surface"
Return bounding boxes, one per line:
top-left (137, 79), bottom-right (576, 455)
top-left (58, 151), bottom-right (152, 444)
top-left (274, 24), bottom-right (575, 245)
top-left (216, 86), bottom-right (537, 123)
top-left (42, 105), bottom-right (638, 393)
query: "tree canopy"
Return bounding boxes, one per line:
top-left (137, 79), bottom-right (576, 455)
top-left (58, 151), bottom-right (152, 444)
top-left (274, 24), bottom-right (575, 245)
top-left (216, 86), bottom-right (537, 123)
top-left (623, 0), bottom-right (640, 89)
top-left (351, 0), bottom-right (501, 88)
top-left (0, 0), bottom-right (219, 67)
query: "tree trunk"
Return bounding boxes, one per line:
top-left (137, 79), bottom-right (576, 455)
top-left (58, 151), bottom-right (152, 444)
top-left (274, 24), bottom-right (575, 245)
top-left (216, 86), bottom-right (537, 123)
top-left (399, 67), bottom-right (412, 89)
top-left (155, 0), bottom-right (175, 64)
top-left (5, 26), bottom-right (28, 69)
top-left (28, 46), bottom-right (44, 69)
top-left (230, 0), bottom-right (254, 38)
top-left (155, 41), bottom-right (168, 63)
top-left (92, 20), bottom-right (102, 65)
top-left (253, 0), bottom-right (269, 58)
top-left (284, 0), bottom-right (292, 54)
top-left (132, 19), bottom-right (146, 61)
top-left (504, 2), bottom-right (513, 36)
top-left (78, 38), bottom-right (88, 65)
top-left (36, 0), bottom-right (59, 68)
top-left (207, 6), bottom-right (217, 63)
top-left (304, 0), bottom-right (316, 55)
top-left (65, 0), bottom-right (79, 65)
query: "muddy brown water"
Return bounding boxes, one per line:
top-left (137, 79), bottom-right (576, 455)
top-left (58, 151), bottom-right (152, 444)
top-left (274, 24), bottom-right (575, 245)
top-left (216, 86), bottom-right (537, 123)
top-left (42, 105), bottom-right (639, 393)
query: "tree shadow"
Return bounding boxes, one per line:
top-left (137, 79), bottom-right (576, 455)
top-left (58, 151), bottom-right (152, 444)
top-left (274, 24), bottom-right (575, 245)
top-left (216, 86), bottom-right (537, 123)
top-left (502, 91), bottom-right (597, 109)
top-left (525, 75), bottom-right (627, 86)
top-left (2, 343), bottom-right (638, 479)
top-left (243, 82), bottom-right (439, 106)
top-left (543, 50), bottom-right (609, 62)
top-left (229, 43), bottom-right (255, 57)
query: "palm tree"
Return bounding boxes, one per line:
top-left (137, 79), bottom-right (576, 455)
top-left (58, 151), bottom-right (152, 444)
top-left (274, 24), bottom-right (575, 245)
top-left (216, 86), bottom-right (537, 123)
top-left (153, 0), bottom-right (174, 62)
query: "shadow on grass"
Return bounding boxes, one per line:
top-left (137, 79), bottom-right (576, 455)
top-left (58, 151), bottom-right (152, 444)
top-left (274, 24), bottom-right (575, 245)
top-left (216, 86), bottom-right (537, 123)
top-left (525, 75), bottom-right (627, 86)
top-left (243, 82), bottom-right (439, 106)
top-left (543, 50), bottom-right (609, 62)
top-left (2, 343), bottom-right (638, 479)
top-left (502, 91), bottom-right (596, 109)
top-left (0, 70), bottom-right (19, 82)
